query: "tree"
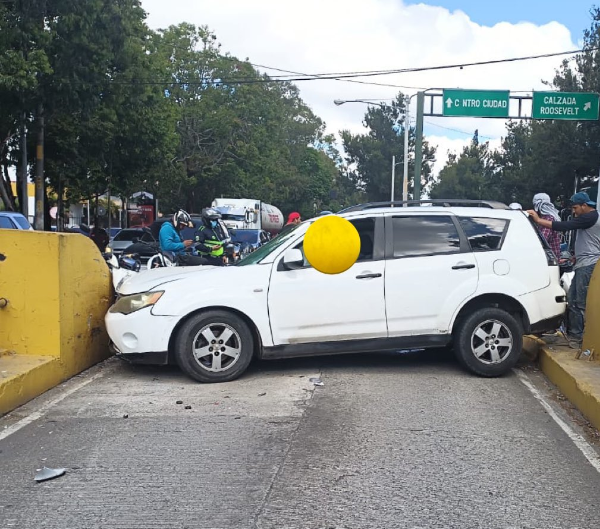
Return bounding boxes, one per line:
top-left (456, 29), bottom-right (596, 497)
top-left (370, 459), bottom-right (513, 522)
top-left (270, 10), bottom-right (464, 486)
top-left (154, 24), bottom-right (343, 216)
top-left (340, 94), bottom-right (436, 201)
top-left (430, 131), bottom-right (497, 201)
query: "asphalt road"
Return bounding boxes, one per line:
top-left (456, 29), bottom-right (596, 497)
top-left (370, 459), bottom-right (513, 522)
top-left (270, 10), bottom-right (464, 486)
top-left (1, 350), bottom-right (600, 529)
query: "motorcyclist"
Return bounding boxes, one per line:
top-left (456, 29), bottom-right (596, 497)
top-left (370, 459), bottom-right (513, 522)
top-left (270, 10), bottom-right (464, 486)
top-left (195, 208), bottom-right (230, 266)
top-left (159, 209), bottom-right (206, 266)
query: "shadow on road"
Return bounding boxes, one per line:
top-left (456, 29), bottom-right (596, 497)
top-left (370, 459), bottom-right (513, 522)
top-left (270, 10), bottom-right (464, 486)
top-left (111, 346), bottom-right (536, 383)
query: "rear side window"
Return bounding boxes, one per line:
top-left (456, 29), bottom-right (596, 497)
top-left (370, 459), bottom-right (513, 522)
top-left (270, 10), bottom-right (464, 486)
top-left (459, 217), bottom-right (508, 252)
top-left (392, 216), bottom-right (461, 258)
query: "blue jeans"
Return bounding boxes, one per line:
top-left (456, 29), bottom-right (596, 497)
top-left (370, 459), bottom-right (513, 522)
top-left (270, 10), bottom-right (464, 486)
top-left (567, 263), bottom-right (597, 339)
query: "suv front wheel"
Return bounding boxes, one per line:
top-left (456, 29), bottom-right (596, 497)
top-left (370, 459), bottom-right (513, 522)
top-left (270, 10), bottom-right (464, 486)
top-left (454, 307), bottom-right (523, 377)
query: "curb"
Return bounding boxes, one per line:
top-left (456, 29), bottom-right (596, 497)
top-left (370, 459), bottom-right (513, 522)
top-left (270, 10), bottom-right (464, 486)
top-left (527, 335), bottom-right (600, 431)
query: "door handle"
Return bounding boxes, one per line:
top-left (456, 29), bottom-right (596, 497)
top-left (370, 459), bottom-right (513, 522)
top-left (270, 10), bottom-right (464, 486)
top-left (452, 263), bottom-right (476, 270)
top-left (356, 273), bottom-right (382, 279)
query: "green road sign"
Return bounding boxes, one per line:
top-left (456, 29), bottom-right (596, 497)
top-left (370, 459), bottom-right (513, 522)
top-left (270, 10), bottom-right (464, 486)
top-left (532, 91), bottom-right (599, 120)
top-left (442, 89), bottom-right (510, 118)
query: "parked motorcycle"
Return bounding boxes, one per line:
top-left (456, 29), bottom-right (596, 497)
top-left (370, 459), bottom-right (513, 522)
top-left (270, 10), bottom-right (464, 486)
top-left (102, 249), bottom-right (142, 290)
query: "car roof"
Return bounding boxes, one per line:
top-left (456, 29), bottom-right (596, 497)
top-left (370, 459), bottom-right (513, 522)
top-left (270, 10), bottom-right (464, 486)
top-left (341, 206), bottom-right (525, 221)
top-left (0, 211), bottom-right (27, 217)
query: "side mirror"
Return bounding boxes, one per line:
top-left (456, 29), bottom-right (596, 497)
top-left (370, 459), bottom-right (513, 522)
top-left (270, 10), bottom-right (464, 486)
top-left (282, 248), bottom-right (304, 270)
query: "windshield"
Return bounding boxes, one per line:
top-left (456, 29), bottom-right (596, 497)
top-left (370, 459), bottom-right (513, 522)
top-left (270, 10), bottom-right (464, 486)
top-left (114, 230), bottom-right (144, 242)
top-left (14, 215), bottom-right (31, 230)
top-left (221, 214), bottom-right (245, 222)
top-left (231, 231), bottom-right (259, 243)
top-left (236, 225), bottom-right (301, 266)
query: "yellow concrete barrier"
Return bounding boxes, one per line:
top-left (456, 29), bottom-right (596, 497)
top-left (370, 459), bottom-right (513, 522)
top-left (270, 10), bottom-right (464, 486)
top-left (583, 263), bottom-right (600, 357)
top-left (0, 230), bottom-right (112, 415)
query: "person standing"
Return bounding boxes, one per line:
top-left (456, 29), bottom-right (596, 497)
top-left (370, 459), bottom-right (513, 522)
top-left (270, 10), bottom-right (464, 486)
top-left (528, 192), bottom-right (600, 342)
top-left (532, 193), bottom-right (561, 259)
top-left (278, 211), bottom-right (302, 237)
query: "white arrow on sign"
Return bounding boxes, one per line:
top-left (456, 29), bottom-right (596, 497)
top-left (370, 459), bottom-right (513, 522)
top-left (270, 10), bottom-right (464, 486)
top-left (445, 97), bottom-right (453, 108)
top-left (584, 102), bottom-right (592, 111)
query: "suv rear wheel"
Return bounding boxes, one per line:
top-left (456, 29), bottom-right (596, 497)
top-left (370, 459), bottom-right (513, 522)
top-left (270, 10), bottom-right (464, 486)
top-left (454, 307), bottom-right (523, 377)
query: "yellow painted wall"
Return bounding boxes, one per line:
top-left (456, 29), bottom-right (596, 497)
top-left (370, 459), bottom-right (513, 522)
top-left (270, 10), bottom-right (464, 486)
top-left (9, 182), bottom-right (35, 198)
top-left (0, 230), bottom-right (113, 413)
top-left (583, 264), bottom-right (600, 357)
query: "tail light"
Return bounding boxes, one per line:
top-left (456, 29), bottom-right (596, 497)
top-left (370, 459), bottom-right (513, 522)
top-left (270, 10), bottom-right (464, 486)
top-left (545, 248), bottom-right (558, 266)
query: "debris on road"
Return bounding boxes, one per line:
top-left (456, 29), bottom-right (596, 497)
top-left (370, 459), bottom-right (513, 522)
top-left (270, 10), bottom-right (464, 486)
top-left (309, 377), bottom-right (324, 386)
top-left (176, 400), bottom-right (183, 404)
top-left (35, 467), bottom-right (66, 483)
top-left (258, 392), bottom-right (267, 397)
top-left (184, 405), bottom-right (192, 410)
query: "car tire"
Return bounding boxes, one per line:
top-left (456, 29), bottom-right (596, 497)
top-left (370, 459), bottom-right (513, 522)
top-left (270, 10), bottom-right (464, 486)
top-left (174, 310), bottom-right (254, 383)
top-left (454, 307), bottom-right (523, 377)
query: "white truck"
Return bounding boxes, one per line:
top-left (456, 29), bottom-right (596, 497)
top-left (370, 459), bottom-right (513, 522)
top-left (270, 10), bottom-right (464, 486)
top-left (211, 198), bottom-right (284, 235)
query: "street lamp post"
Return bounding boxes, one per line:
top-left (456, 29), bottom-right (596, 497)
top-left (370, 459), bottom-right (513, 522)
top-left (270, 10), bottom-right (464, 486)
top-left (334, 98), bottom-right (408, 204)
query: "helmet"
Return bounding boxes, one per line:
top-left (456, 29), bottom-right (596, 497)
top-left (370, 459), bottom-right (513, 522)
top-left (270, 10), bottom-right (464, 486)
top-left (173, 209), bottom-right (193, 228)
top-left (202, 208), bottom-right (222, 222)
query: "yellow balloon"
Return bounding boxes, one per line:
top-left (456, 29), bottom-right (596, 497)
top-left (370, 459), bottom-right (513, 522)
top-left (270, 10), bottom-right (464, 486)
top-left (304, 215), bottom-right (360, 274)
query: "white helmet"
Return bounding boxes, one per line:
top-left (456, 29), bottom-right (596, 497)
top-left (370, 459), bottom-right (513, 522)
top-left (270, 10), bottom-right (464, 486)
top-left (173, 209), bottom-right (193, 228)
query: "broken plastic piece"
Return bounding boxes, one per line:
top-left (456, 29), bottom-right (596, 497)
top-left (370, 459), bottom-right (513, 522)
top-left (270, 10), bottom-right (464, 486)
top-left (309, 378), bottom-right (324, 386)
top-left (35, 467), bottom-right (66, 483)
top-left (258, 392), bottom-right (267, 397)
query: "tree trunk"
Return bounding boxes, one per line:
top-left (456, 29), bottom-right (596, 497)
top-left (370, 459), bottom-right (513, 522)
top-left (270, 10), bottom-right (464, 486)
top-left (0, 164), bottom-right (16, 211)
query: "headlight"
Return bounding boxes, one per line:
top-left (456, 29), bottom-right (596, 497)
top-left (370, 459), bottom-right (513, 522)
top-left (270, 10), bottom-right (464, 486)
top-left (109, 291), bottom-right (164, 315)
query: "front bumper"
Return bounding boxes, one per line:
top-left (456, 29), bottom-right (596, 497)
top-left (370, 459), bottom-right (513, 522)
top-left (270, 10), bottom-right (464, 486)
top-left (105, 308), bottom-right (179, 360)
top-left (110, 341), bottom-right (169, 365)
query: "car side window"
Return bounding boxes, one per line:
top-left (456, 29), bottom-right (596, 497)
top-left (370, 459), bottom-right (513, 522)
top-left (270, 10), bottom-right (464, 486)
top-left (458, 217), bottom-right (508, 252)
top-left (392, 216), bottom-right (461, 258)
top-left (0, 217), bottom-right (14, 229)
top-left (293, 217), bottom-right (377, 268)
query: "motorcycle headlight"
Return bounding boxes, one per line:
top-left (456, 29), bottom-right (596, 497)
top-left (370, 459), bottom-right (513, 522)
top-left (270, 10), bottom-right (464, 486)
top-left (109, 291), bottom-right (164, 315)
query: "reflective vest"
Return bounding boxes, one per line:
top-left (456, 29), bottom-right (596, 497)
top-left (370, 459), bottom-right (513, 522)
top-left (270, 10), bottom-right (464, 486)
top-left (197, 226), bottom-right (224, 257)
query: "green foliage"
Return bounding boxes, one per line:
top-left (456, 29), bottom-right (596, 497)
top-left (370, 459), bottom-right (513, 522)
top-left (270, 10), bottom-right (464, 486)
top-left (340, 94), bottom-right (436, 201)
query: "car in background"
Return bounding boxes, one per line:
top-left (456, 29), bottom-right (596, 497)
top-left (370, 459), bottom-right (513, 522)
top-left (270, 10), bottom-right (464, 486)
top-left (108, 227), bottom-right (155, 259)
top-left (0, 212), bottom-right (33, 230)
top-left (230, 229), bottom-right (270, 258)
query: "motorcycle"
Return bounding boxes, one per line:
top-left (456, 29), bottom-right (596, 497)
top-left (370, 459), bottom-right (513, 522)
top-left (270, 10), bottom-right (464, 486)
top-left (102, 249), bottom-right (142, 290)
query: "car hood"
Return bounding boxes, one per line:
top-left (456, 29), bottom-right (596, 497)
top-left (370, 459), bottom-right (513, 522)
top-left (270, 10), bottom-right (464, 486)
top-left (117, 265), bottom-right (217, 295)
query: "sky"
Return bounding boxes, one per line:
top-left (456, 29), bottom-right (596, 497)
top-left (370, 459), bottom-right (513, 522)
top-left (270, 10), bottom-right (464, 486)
top-left (139, 0), bottom-right (597, 177)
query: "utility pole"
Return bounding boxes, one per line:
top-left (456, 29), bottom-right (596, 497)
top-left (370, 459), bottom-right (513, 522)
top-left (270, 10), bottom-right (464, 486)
top-left (20, 112), bottom-right (28, 220)
top-left (403, 95), bottom-right (410, 204)
top-left (390, 155), bottom-right (396, 203)
top-left (34, 103), bottom-right (45, 230)
top-left (413, 91), bottom-right (425, 201)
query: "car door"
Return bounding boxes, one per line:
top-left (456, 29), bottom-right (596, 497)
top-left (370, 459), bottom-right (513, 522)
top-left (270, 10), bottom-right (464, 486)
top-left (267, 216), bottom-right (387, 345)
top-left (384, 213), bottom-right (478, 336)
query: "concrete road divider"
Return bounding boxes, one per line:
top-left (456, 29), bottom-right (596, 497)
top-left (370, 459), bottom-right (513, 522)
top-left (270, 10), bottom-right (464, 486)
top-left (0, 230), bottom-right (112, 415)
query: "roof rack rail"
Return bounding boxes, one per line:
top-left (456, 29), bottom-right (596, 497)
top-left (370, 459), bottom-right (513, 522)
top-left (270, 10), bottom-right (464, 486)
top-left (338, 199), bottom-right (508, 213)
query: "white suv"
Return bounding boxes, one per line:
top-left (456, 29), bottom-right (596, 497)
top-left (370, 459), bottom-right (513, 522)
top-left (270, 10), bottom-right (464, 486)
top-left (105, 200), bottom-right (567, 382)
